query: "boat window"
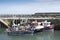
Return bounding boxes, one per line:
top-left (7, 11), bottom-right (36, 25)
top-left (31, 24), bottom-right (37, 26)
top-left (40, 23), bottom-right (43, 25)
top-left (44, 23), bottom-right (48, 26)
top-left (44, 23), bottom-right (50, 26)
top-left (20, 24), bottom-right (24, 26)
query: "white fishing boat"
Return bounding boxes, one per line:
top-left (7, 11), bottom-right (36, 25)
top-left (32, 21), bottom-right (44, 32)
top-left (32, 20), bottom-right (55, 32)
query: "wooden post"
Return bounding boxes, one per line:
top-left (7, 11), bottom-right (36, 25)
top-left (0, 23), bottom-right (1, 29)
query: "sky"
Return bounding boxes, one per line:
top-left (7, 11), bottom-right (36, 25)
top-left (0, 0), bottom-right (60, 15)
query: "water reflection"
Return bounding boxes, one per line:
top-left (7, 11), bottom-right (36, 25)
top-left (0, 29), bottom-right (60, 40)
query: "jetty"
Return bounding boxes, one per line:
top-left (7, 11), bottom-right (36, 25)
top-left (0, 12), bottom-right (60, 28)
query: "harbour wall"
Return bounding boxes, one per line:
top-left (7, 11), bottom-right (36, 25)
top-left (0, 19), bottom-right (60, 30)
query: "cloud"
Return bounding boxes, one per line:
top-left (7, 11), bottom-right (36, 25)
top-left (0, 0), bottom-right (60, 15)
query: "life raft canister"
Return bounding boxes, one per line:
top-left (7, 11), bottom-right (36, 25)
top-left (32, 22), bottom-right (41, 24)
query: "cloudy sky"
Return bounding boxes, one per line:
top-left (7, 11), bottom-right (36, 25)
top-left (0, 0), bottom-right (60, 15)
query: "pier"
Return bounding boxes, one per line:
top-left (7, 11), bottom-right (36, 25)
top-left (0, 12), bottom-right (60, 28)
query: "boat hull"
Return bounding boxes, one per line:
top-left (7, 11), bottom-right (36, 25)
top-left (34, 28), bottom-right (44, 33)
top-left (7, 31), bottom-right (34, 35)
top-left (44, 25), bottom-right (54, 32)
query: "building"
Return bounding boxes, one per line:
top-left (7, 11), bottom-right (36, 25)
top-left (0, 12), bottom-right (60, 18)
top-left (32, 12), bottom-right (60, 17)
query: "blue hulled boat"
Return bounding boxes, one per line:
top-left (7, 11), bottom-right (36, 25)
top-left (6, 23), bottom-right (34, 35)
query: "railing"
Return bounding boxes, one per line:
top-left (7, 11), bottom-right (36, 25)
top-left (0, 16), bottom-right (60, 19)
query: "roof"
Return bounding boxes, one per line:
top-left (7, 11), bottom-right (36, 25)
top-left (33, 12), bottom-right (60, 16)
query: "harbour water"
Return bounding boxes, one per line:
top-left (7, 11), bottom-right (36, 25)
top-left (0, 28), bottom-right (60, 40)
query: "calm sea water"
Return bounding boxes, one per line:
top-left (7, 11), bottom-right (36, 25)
top-left (0, 28), bottom-right (60, 40)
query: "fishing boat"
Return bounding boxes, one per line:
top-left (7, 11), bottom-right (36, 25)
top-left (42, 20), bottom-right (55, 31)
top-left (6, 24), bottom-right (34, 35)
top-left (32, 21), bottom-right (44, 32)
top-left (32, 20), bottom-right (55, 32)
top-left (6, 20), bottom-right (34, 35)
